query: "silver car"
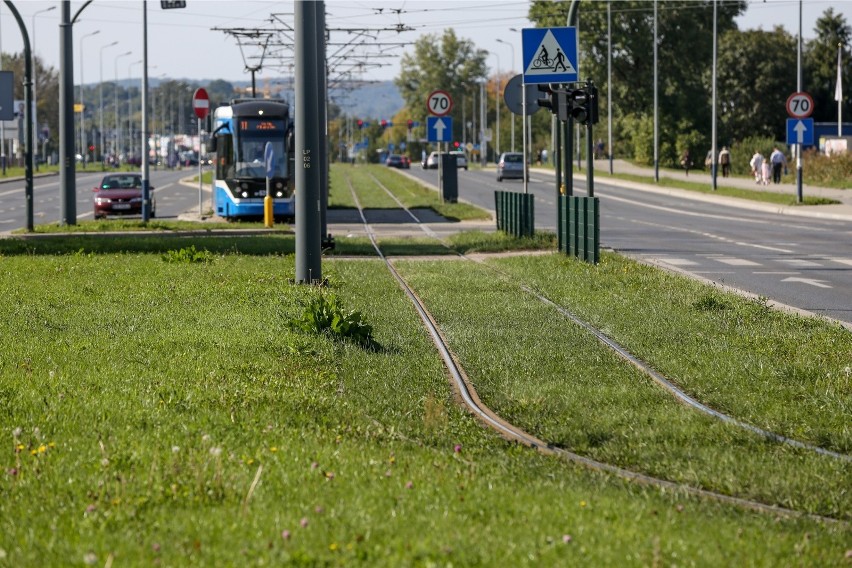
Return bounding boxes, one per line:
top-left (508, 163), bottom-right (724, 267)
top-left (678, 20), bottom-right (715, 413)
top-left (496, 152), bottom-right (525, 181)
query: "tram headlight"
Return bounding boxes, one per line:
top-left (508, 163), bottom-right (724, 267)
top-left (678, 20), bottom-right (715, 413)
top-left (241, 191), bottom-right (249, 198)
top-left (275, 191), bottom-right (283, 197)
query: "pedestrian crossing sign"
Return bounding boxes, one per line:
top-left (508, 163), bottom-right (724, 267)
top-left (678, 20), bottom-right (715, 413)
top-left (522, 27), bottom-right (578, 84)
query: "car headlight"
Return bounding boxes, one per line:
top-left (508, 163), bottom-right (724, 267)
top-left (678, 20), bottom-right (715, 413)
top-left (95, 197), bottom-right (111, 204)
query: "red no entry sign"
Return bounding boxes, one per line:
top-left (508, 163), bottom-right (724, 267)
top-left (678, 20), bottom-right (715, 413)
top-left (192, 88), bottom-right (209, 119)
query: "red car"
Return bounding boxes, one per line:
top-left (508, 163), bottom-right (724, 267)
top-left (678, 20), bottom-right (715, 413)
top-left (93, 174), bottom-right (156, 219)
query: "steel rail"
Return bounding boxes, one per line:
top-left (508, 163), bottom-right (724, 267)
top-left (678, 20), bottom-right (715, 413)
top-left (343, 171), bottom-right (846, 522)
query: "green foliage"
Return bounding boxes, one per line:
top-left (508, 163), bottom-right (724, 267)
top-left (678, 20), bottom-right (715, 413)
top-left (161, 245), bottom-right (215, 264)
top-left (291, 289), bottom-right (375, 347)
top-left (802, 149), bottom-right (852, 187)
top-left (729, 135), bottom-right (781, 176)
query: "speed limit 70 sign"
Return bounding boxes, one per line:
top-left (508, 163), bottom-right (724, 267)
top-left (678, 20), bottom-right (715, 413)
top-left (786, 92), bottom-right (814, 118)
top-left (427, 90), bottom-right (453, 116)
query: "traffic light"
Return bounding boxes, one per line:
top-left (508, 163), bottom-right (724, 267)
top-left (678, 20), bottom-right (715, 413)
top-left (407, 119), bottom-right (413, 130)
top-left (536, 84), bottom-right (555, 113)
top-left (453, 141), bottom-right (460, 149)
top-left (568, 85), bottom-right (599, 126)
top-left (357, 119), bottom-right (363, 130)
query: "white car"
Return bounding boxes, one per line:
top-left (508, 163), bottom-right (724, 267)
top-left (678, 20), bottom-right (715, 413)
top-left (422, 151), bottom-right (468, 170)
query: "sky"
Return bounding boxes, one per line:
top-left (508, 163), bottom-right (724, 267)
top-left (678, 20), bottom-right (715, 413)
top-left (0, 0), bottom-right (849, 87)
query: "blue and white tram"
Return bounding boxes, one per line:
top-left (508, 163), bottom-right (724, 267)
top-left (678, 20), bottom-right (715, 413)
top-left (210, 99), bottom-right (295, 219)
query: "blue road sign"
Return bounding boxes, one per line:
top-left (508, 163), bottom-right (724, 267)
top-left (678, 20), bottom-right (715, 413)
top-left (522, 27), bottom-right (578, 84)
top-left (786, 118), bottom-right (814, 146)
top-left (264, 141), bottom-right (275, 177)
top-left (427, 116), bottom-right (453, 142)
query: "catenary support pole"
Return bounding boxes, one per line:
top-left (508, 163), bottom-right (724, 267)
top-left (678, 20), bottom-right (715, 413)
top-left (295, 0), bottom-right (322, 283)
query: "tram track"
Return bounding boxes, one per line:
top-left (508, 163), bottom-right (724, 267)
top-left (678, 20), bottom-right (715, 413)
top-left (343, 172), bottom-right (848, 522)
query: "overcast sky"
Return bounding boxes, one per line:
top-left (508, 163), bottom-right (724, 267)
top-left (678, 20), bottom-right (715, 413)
top-left (0, 0), bottom-right (848, 86)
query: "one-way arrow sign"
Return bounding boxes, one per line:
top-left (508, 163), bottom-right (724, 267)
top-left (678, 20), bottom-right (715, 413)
top-left (427, 116), bottom-right (452, 142)
top-left (786, 118), bottom-right (814, 146)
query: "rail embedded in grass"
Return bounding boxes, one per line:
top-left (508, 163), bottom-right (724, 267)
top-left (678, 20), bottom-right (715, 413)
top-left (393, 256), bottom-right (852, 520)
top-left (2, 249), bottom-right (850, 563)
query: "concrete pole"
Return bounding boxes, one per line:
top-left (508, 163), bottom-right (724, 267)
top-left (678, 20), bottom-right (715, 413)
top-left (316, 2), bottom-right (329, 244)
top-left (142, 0), bottom-right (151, 221)
top-left (796, 0), bottom-right (803, 203)
top-left (711, 0), bottom-right (718, 190)
top-left (295, 0), bottom-right (321, 283)
top-left (59, 2), bottom-right (77, 225)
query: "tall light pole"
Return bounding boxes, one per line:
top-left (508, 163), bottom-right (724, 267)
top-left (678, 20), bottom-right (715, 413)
top-left (79, 29), bottom-right (100, 167)
top-left (491, 51), bottom-right (501, 158)
top-left (128, 60), bottom-right (142, 161)
top-left (113, 51), bottom-right (131, 161)
top-left (99, 41), bottom-right (118, 166)
top-left (497, 37), bottom-right (516, 151)
top-left (31, 5), bottom-right (56, 170)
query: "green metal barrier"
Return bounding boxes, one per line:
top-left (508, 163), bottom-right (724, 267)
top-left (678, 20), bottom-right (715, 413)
top-left (494, 191), bottom-right (535, 238)
top-left (559, 195), bottom-right (599, 264)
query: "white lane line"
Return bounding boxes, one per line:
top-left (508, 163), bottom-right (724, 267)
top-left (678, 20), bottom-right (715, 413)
top-left (781, 277), bottom-right (832, 288)
top-left (629, 217), bottom-right (794, 253)
top-left (714, 257), bottom-right (761, 266)
top-left (779, 258), bottom-right (822, 267)
top-left (828, 258), bottom-right (852, 267)
top-left (656, 258), bottom-right (698, 266)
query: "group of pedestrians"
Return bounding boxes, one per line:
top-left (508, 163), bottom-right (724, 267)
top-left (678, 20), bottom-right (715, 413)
top-left (749, 148), bottom-right (788, 184)
top-left (680, 146), bottom-right (789, 184)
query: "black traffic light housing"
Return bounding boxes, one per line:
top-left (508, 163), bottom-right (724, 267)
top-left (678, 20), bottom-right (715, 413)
top-left (536, 84), bottom-right (555, 113)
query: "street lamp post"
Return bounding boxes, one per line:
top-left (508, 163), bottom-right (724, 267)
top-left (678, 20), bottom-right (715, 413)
top-left (31, 5), bottom-right (56, 170)
top-left (99, 41), bottom-right (118, 167)
top-left (128, 60), bottom-right (142, 161)
top-left (491, 51), bottom-right (501, 158)
top-left (113, 51), bottom-right (131, 162)
top-left (496, 37), bottom-right (515, 152)
top-left (79, 29), bottom-right (100, 167)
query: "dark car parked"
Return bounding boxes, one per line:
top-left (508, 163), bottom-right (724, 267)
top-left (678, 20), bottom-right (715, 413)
top-left (386, 154), bottom-right (408, 169)
top-left (93, 173), bottom-right (156, 219)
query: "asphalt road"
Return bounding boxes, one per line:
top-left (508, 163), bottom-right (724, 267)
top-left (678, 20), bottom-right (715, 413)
top-left (406, 165), bottom-right (852, 326)
top-left (0, 166), bottom-right (207, 230)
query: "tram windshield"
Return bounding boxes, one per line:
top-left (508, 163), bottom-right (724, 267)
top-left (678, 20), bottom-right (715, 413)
top-left (234, 118), bottom-right (288, 178)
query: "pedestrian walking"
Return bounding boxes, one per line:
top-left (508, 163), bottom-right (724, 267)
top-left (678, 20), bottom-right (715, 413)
top-left (761, 159), bottom-right (771, 186)
top-left (680, 149), bottom-right (693, 176)
top-left (718, 146), bottom-right (731, 177)
top-left (769, 147), bottom-right (787, 184)
top-left (749, 150), bottom-right (764, 184)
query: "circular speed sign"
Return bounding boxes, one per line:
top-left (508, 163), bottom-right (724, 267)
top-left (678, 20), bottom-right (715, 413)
top-left (786, 92), bottom-right (814, 118)
top-left (427, 90), bottom-right (453, 116)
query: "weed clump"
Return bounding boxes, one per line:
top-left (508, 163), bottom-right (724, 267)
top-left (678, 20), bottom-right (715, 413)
top-left (291, 289), bottom-right (376, 348)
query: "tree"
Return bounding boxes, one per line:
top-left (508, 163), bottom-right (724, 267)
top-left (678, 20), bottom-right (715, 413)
top-left (716, 27), bottom-right (797, 143)
top-left (804, 8), bottom-right (852, 124)
top-left (2, 53), bottom-right (60, 161)
top-left (395, 29), bottom-right (488, 144)
top-left (528, 0), bottom-right (746, 166)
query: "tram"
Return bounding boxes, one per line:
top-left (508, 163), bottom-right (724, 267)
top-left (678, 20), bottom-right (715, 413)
top-left (210, 99), bottom-right (295, 219)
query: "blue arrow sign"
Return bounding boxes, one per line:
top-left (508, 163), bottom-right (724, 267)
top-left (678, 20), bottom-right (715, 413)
top-left (427, 116), bottom-right (453, 142)
top-left (522, 27), bottom-right (578, 84)
top-left (786, 118), bottom-right (814, 146)
top-left (264, 142), bottom-right (275, 177)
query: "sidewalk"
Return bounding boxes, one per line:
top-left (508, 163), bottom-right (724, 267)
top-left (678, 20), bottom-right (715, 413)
top-left (571, 158), bottom-right (852, 222)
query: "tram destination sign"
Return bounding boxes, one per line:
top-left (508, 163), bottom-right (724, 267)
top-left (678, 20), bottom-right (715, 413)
top-left (161, 1), bottom-right (187, 9)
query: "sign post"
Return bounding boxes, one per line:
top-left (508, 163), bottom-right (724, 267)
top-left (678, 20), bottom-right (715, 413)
top-left (264, 141), bottom-right (275, 228)
top-left (786, 91), bottom-right (813, 204)
top-left (192, 88), bottom-right (209, 217)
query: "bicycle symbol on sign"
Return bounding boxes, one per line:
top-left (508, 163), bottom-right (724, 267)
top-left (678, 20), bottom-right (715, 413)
top-left (532, 45), bottom-right (569, 72)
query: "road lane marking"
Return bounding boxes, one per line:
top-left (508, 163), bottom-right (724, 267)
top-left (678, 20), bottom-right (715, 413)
top-left (628, 217), bottom-right (794, 253)
top-left (779, 258), bottom-right (821, 267)
top-left (781, 277), bottom-right (832, 288)
top-left (656, 258), bottom-right (697, 266)
top-left (829, 258), bottom-right (852, 266)
top-left (714, 257), bottom-right (761, 266)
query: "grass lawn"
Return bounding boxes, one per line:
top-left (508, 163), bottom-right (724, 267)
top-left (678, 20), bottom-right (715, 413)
top-left (0, 234), bottom-right (849, 566)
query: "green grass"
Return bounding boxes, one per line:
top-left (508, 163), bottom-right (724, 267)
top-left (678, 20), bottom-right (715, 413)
top-left (394, 255), bottom-right (851, 520)
top-left (0, 247), bottom-right (849, 566)
top-left (13, 218), bottom-right (284, 235)
top-left (595, 170), bottom-right (840, 206)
